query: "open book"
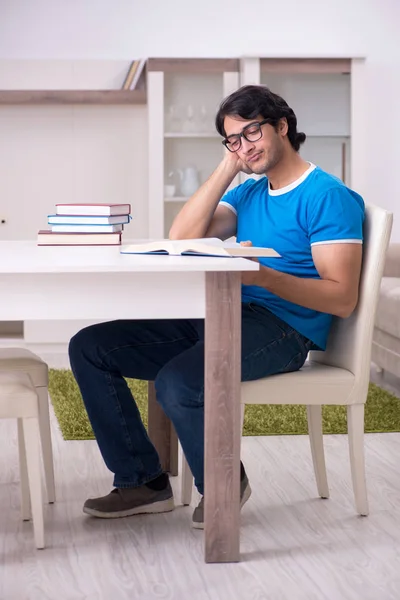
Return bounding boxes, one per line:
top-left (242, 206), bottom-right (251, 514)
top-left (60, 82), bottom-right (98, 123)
top-left (120, 238), bottom-right (280, 258)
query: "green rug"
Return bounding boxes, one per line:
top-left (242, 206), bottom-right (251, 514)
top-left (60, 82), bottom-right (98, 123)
top-left (48, 369), bottom-right (400, 441)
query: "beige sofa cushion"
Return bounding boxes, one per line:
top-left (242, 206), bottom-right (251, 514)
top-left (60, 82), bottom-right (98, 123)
top-left (375, 277), bottom-right (400, 338)
top-left (383, 243), bottom-right (400, 278)
top-left (373, 327), bottom-right (400, 355)
top-left (372, 329), bottom-right (400, 378)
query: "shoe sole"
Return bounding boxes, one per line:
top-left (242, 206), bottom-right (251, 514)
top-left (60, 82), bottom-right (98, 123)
top-left (192, 482), bottom-right (252, 530)
top-left (83, 496), bottom-right (175, 519)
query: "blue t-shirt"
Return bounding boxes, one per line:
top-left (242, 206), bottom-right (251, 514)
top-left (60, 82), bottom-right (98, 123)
top-left (219, 163), bottom-right (365, 350)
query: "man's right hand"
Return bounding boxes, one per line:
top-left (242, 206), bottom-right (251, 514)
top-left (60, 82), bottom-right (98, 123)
top-left (169, 146), bottom-right (248, 240)
top-left (222, 149), bottom-right (253, 175)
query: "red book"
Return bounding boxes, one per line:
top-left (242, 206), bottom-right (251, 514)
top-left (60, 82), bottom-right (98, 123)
top-left (37, 230), bottom-right (121, 246)
top-left (55, 203), bottom-right (131, 216)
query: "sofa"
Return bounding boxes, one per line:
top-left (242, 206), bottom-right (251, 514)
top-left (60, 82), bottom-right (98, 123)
top-left (372, 243), bottom-right (400, 378)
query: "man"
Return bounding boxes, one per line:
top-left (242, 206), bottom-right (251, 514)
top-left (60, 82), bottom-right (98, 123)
top-left (69, 84), bottom-right (365, 529)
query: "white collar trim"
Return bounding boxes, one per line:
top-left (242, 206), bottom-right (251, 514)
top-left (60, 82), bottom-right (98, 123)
top-left (268, 162), bottom-right (316, 196)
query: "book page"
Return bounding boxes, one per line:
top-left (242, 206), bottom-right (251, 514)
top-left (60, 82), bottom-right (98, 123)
top-left (121, 240), bottom-right (176, 254)
top-left (121, 238), bottom-right (223, 255)
top-left (120, 238), bottom-right (280, 258)
top-left (179, 239), bottom-right (280, 257)
top-left (161, 239), bottom-right (233, 256)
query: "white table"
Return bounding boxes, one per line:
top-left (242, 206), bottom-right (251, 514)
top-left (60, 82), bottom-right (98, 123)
top-left (0, 241), bottom-right (259, 563)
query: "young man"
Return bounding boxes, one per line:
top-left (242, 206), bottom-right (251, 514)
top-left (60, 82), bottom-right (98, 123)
top-left (69, 85), bottom-right (365, 529)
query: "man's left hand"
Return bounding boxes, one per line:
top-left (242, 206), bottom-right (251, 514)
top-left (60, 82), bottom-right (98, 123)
top-left (240, 241), bottom-right (261, 286)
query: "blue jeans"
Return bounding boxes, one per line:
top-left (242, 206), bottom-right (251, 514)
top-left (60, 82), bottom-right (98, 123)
top-left (68, 303), bottom-right (315, 495)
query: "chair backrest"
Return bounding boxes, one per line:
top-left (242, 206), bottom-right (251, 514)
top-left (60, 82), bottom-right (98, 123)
top-left (310, 203), bottom-right (393, 389)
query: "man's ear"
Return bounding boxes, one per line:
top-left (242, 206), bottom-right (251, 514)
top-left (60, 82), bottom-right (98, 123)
top-left (278, 118), bottom-right (288, 136)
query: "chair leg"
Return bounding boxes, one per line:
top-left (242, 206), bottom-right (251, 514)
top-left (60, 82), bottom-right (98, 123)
top-left (147, 381), bottom-right (178, 474)
top-left (37, 387), bottom-right (56, 503)
top-left (17, 418), bottom-right (31, 521)
top-left (306, 405), bottom-right (330, 499)
top-left (347, 404), bottom-right (369, 516)
top-left (240, 404), bottom-right (245, 431)
top-left (169, 422), bottom-right (179, 477)
top-left (181, 449), bottom-right (193, 506)
top-left (22, 417), bottom-right (45, 549)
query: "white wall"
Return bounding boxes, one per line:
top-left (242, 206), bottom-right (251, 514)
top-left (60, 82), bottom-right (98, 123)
top-left (0, 101), bottom-right (148, 240)
top-left (0, 0), bottom-right (399, 239)
top-left (0, 0), bottom-right (385, 59)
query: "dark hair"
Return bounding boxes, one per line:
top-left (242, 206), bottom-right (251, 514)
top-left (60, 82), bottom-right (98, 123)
top-left (215, 84), bottom-right (306, 151)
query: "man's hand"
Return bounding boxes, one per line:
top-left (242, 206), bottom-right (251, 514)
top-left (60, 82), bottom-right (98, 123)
top-left (240, 241), bottom-right (261, 285)
top-left (223, 149), bottom-right (253, 175)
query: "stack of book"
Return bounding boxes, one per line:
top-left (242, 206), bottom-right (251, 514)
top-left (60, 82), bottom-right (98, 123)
top-left (37, 203), bottom-right (131, 246)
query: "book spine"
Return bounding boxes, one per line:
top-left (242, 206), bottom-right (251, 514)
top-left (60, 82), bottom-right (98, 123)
top-left (50, 225), bottom-right (123, 233)
top-left (130, 59), bottom-right (147, 90)
top-left (122, 60), bottom-right (139, 90)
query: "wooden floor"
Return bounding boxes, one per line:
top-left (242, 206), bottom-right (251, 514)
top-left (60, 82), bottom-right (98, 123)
top-left (1, 366), bottom-right (400, 600)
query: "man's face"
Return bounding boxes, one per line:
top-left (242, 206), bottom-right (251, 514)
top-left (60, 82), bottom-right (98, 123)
top-left (223, 115), bottom-right (285, 175)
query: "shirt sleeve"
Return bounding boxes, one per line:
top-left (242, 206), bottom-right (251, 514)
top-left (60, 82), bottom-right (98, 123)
top-left (308, 186), bottom-right (365, 246)
top-left (219, 179), bottom-right (254, 217)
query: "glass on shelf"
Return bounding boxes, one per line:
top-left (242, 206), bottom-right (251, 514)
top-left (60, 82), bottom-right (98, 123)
top-left (182, 104), bottom-right (196, 133)
top-left (165, 104), bottom-right (182, 133)
top-left (199, 104), bottom-right (213, 133)
top-left (164, 184), bottom-right (176, 197)
top-left (164, 170), bottom-right (176, 197)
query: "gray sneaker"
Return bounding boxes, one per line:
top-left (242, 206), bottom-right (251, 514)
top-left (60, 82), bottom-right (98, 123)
top-left (192, 472), bottom-right (251, 529)
top-left (83, 480), bottom-right (174, 519)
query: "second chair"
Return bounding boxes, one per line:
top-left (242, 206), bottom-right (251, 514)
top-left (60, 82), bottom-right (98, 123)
top-left (0, 347), bottom-right (55, 504)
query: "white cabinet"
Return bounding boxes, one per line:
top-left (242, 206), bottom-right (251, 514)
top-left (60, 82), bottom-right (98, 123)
top-left (147, 59), bottom-right (240, 239)
top-left (147, 56), bottom-right (359, 238)
top-left (240, 57), bottom-right (353, 185)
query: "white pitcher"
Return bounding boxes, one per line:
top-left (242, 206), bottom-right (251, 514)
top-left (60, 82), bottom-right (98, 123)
top-left (178, 166), bottom-right (200, 197)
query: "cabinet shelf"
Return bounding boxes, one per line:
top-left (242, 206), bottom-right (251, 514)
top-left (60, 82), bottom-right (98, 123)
top-left (148, 58), bottom-right (239, 74)
top-left (0, 89), bottom-right (147, 105)
top-left (260, 58), bottom-right (351, 74)
top-left (306, 134), bottom-right (350, 138)
top-left (148, 61), bottom-right (240, 237)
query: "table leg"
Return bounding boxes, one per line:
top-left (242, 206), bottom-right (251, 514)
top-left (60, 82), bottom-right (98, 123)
top-left (147, 381), bottom-right (179, 475)
top-left (204, 271), bottom-right (241, 563)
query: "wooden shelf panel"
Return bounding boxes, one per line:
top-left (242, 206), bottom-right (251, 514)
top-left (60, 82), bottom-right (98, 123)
top-left (0, 89), bottom-right (147, 105)
top-left (261, 58), bottom-right (351, 74)
top-left (0, 320), bottom-right (24, 338)
top-left (147, 58), bottom-right (239, 74)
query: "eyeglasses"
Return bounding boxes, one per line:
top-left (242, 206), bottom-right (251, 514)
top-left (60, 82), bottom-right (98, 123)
top-left (222, 118), bottom-right (272, 152)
